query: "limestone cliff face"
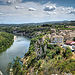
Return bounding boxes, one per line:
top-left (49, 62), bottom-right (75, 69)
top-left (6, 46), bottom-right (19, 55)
top-left (23, 34), bottom-right (50, 62)
top-left (31, 34), bottom-right (50, 57)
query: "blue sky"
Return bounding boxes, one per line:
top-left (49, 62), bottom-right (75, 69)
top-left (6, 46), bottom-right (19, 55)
top-left (0, 0), bottom-right (75, 24)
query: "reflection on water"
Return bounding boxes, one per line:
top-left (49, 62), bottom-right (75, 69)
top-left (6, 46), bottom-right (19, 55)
top-left (0, 36), bottom-right (30, 75)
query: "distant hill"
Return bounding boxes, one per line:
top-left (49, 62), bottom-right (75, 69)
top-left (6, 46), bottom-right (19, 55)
top-left (0, 20), bottom-right (75, 26)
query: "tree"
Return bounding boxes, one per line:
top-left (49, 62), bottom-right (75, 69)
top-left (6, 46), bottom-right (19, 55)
top-left (13, 57), bottom-right (22, 75)
top-left (63, 47), bottom-right (72, 58)
top-left (73, 37), bottom-right (75, 41)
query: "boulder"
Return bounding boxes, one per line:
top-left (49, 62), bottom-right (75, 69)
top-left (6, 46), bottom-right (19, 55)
top-left (0, 70), bottom-right (3, 75)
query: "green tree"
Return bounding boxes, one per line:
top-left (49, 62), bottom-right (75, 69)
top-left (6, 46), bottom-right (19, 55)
top-left (73, 37), bottom-right (75, 41)
top-left (63, 47), bottom-right (72, 58)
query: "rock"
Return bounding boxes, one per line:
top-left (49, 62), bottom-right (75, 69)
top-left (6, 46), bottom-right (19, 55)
top-left (20, 58), bottom-right (24, 62)
top-left (0, 70), bottom-right (3, 75)
top-left (9, 68), bottom-right (13, 75)
top-left (10, 68), bottom-right (13, 72)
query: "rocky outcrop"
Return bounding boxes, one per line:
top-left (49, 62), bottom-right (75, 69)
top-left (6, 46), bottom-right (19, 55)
top-left (9, 68), bottom-right (13, 75)
top-left (0, 70), bottom-right (3, 75)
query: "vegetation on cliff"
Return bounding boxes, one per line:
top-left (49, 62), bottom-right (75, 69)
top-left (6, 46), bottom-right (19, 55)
top-left (9, 34), bottom-right (75, 75)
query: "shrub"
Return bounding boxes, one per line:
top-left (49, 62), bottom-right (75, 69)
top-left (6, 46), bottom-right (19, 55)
top-left (63, 47), bottom-right (72, 58)
top-left (47, 44), bottom-right (54, 49)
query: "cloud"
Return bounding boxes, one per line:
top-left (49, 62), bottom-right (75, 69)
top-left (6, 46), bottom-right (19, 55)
top-left (7, 0), bottom-right (12, 4)
top-left (0, 1), bottom-right (75, 24)
top-left (28, 8), bottom-right (36, 11)
top-left (44, 5), bottom-right (56, 11)
top-left (66, 8), bottom-right (75, 15)
top-left (15, 6), bottom-right (24, 9)
top-left (0, 0), bottom-right (22, 4)
top-left (0, 13), bottom-right (3, 15)
top-left (47, 11), bottom-right (56, 15)
top-left (69, 11), bottom-right (75, 14)
top-left (64, 7), bottom-right (74, 14)
top-left (59, 7), bottom-right (75, 15)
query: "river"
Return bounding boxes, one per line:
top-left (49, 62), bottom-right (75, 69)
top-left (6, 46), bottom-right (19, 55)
top-left (0, 36), bottom-right (31, 75)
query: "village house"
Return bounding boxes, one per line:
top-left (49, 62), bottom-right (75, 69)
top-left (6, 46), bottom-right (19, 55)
top-left (59, 30), bottom-right (72, 34)
top-left (51, 28), bottom-right (56, 33)
top-left (66, 40), bottom-right (75, 45)
top-left (69, 31), bottom-right (75, 38)
top-left (51, 34), bottom-right (64, 46)
top-left (68, 26), bottom-right (75, 28)
top-left (59, 32), bottom-right (66, 36)
top-left (62, 44), bottom-right (75, 52)
top-left (59, 30), bottom-right (75, 41)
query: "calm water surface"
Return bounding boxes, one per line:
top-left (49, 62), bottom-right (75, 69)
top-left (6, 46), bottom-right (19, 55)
top-left (0, 36), bottom-right (30, 75)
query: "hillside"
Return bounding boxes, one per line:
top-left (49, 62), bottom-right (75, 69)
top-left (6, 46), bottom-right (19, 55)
top-left (0, 32), bottom-right (14, 53)
top-left (0, 20), bottom-right (75, 26)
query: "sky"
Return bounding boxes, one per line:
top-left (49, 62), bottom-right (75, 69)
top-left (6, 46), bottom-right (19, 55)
top-left (0, 0), bottom-right (75, 24)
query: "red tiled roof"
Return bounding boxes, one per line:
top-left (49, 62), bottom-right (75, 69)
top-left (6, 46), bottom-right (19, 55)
top-left (66, 40), bottom-right (75, 45)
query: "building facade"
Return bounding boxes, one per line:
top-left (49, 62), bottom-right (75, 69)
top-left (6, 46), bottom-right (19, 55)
top-left (51, 35), bottom-right (64, 46)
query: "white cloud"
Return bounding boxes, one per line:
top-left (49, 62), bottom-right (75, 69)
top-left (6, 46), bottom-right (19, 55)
top-left (7, 0), bottom-right (11, 4)
top-left (0, 13), bottom-right (3, 15)
top-left (47, 11), bottom-right (56, 15)
top-left (69, 10), bottom-right (75, 14)
top-left (63, 7), bottom-right (74, 14)
top-left (0, 2), bottom-right (75, 23)
top-left (15, 6), bottom-right (24, 9)
top-left (28, 7), bottom-right (36, 11)
top-left (0, 0), bottom-right (22, 4)
top-left (44, 5), bottom-right (56, 11)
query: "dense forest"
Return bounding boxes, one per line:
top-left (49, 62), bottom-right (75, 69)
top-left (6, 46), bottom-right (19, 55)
top-left (0, 32), bottom-right (14, 53)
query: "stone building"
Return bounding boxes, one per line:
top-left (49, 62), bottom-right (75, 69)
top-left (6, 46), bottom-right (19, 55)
top-left (51, 35), bottom-right (64, 46)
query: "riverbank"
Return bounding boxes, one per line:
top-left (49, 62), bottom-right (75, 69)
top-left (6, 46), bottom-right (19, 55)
top-left (0, 36), bottom-right (30, 75)
top-left (0, 32), bottom-right (14, 53)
